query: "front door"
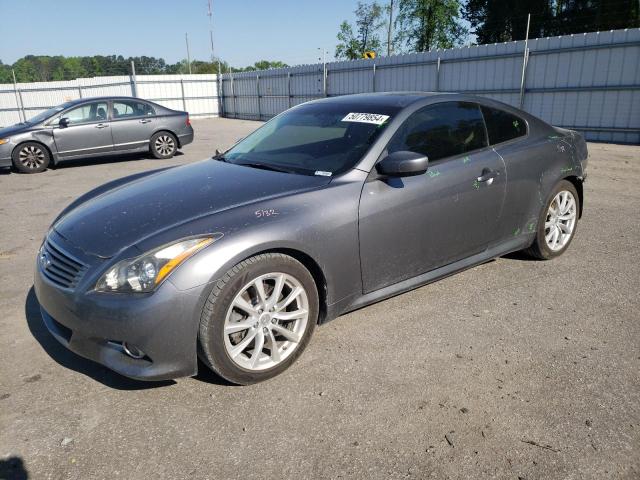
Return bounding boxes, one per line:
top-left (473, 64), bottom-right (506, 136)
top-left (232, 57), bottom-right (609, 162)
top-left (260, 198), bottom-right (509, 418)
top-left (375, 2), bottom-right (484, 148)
top-left (53, 101), bottom-right (113, 158)
top-left (359, 101), bottom-right (506, 293)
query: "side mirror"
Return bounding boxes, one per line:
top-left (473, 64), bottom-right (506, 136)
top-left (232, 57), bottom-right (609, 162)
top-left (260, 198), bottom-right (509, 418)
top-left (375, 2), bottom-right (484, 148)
top-left (376, 151), bottom-right (429, 177)
top-left (58, 117), bottom-right (70, 128)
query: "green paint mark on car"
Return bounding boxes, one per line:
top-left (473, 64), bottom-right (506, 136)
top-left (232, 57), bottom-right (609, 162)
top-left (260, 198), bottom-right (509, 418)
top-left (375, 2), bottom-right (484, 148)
top-left (463, 156), bottom-right (470, 164)
top-left (513, 227), bottom-right (521, 236)
top-left (428, 170), bottom-right (441, 178)
top-left (560, 166), bottom-right (574, 173)
top-left (472, 179), bottom-right (480, 190)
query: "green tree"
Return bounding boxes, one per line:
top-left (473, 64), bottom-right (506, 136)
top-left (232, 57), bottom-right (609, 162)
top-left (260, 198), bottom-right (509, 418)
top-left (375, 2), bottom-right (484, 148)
top-left (335, 1), bottom-right (384, 60)
top-left (394, 0), bottom-right (467, 52)
top-left (463, 0), bottom-right (639, 43)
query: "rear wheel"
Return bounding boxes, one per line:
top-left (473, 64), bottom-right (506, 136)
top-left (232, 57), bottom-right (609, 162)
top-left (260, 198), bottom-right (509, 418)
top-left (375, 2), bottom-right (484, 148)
top-left (198, 253), bottom-right (318, 385)
top-left (150, 132), bottom-right (177, 159)
top-left (12, 142), bottom-right (50, 173)
top-left (524, 180), bottom-right (579, 260)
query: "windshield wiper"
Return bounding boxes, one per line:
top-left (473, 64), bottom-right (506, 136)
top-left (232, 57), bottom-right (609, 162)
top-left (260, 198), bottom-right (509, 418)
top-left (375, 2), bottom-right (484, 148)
top-left (233, 161), bottom-right (295, 174)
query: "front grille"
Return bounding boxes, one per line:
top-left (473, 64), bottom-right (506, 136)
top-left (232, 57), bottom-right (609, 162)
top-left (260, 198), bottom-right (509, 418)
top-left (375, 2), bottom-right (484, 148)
top-left (39, 238), bottom-right (88, 289)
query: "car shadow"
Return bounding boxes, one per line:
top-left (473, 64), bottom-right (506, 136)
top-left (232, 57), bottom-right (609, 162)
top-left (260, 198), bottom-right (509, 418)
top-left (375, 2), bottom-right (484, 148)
top-left (502, 250), bottom-right (540, 261)
top-left (0, 456), bottom-right (28, 480)
top-left (192, 359), bottom-right (237, 387)
top-left (53, 151), bottom-right (184, 170)
top-left (24, 287), bottom-right (175, 390)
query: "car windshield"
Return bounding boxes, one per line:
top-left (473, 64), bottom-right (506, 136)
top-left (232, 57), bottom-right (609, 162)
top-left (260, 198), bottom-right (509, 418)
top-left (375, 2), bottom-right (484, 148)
top-left (223, 102), bottom-right (398, 176)
top-left (26, 103), bottom-right (73, 124)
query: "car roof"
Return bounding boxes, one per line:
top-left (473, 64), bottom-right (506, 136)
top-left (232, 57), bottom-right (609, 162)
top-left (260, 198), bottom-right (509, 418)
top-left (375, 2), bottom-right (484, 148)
top-left (64, 96), bottom-right (152, 106)
top-left (307, 92), bottom-right (449, 109)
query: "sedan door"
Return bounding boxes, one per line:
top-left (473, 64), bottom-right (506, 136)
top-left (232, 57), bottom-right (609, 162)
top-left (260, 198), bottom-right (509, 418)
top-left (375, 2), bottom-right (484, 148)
top-left (358, 102), bottom-right (507, 293)
top-left (52, 101), bottom-right (113, 158)
top-left (109, 99), bottom-right (157, 152)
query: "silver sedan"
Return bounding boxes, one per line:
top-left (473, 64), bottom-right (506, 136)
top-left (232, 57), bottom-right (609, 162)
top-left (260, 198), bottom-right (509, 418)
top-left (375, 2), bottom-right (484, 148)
top-left (0, 96), bottom-right (194, 173)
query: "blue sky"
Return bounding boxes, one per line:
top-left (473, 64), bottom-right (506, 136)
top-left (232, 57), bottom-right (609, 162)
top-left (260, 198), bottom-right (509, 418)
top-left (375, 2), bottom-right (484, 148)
top-left (0, 0), bottom-right (361, 67)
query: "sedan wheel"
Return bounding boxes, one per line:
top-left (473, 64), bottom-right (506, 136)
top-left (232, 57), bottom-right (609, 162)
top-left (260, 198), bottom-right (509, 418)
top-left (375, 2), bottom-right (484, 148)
top-left (150, 132), bottom-right (177, 159)
top-left (544, 190), bottom-right (577, 251)
top-left (12, 142), bottom-right (50, 173)
top-left (199, 253), bottom-right (318, 385)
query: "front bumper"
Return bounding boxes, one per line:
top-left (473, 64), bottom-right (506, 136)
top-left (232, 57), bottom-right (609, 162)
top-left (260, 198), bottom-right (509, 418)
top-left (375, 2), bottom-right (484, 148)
top-left (34, 241), bottom-right (209, 381)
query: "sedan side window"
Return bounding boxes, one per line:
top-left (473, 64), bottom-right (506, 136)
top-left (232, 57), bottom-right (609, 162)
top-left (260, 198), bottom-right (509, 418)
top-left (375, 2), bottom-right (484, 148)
top-left (62, 102), bottom-right (108, 125)
top-left (481, 106), bottom-right (527, 145)
top-left (112, 100), bottom-right (155, 119)
top-left (387, 102), bottom-right (487, 162)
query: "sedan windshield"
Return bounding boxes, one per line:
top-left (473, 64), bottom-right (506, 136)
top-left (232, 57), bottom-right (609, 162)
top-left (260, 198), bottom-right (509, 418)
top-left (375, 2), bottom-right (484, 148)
top-left (223, 102), bottom-right (398, 176)
top-left (26, 103), bottom-right (73, 124)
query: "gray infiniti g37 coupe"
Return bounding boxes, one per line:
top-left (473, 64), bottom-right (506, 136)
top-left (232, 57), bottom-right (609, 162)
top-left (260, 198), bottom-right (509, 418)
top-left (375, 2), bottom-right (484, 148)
top-left (0, 96), bottom-right (194, 173)
top-left (34, 92), bottom-right (588, 385)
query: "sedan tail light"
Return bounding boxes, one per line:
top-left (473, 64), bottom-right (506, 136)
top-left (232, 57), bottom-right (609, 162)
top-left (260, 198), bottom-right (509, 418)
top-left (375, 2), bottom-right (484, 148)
top-left (185, 115), bottom-right (191, 127)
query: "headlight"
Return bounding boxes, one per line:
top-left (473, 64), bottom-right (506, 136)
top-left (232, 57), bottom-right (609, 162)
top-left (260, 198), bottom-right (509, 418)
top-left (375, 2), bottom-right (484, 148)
top-left (95, 237), bottom-right (214, 293)
top-left (0, 138), bottom-right (9, 145)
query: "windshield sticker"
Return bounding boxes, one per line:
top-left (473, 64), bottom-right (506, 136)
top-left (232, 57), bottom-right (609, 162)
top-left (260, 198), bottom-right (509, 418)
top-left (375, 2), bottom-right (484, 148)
top-left (341, 112), bottom-right (390, 125)
top-left (314, 170), bottom-right (332, 177)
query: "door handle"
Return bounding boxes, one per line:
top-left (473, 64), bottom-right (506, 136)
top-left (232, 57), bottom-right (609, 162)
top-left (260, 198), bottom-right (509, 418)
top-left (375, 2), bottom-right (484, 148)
top-left (477, 169), bottom-right (499, 185)
top-left (95, 123), bottom-right (109, 129)
top-left (139, 119), bottom-right (152, 124)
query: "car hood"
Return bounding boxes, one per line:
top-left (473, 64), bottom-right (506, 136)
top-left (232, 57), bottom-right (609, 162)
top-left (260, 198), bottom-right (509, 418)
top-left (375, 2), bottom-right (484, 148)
top-left (0, 123), bottom-right (31, 137)
top-left (54, 160), bottom-right (331, 258)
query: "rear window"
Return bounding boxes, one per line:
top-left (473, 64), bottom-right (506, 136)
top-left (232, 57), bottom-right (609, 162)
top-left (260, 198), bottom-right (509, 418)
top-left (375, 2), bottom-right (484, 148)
top-left (481, 106), bottom-right (527, 145)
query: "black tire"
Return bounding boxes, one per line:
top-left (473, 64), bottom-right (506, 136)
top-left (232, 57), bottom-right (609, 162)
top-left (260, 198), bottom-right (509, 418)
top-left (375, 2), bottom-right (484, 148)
top-left (149, 131), bottom-right (178, 159)
top-left (524, 180), bottom-right (580, 260)
top-left (198, 253), bottom-right (318, 385)
top-left (12, 142), bottom-right (50, 173)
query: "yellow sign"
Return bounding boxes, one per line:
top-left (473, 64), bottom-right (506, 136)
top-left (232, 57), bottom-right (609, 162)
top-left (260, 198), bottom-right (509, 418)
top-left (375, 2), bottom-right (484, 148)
top-left (363, 51), bottom-right (376, 59)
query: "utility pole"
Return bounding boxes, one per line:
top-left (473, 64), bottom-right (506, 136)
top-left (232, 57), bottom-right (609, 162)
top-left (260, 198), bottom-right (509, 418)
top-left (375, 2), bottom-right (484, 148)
top-left (519, 13), bottom-right (531, 109)
top-left (185, 32), bottom-right (192, 74)
top-left (207, 0), bottom-right (221, 74)
top-left (387, 0), bottom-right (394, 56)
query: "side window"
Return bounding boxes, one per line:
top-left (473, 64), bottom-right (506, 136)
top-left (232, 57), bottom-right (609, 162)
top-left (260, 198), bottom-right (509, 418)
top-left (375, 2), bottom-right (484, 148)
top-left (62, 102), bottom-right (108, 124)
top-left (112, 100), bottom-right (155, 119)
top-left (481, 106), bottom-right (527, 145)
top-left (387, 102), bottom-right (487, 162)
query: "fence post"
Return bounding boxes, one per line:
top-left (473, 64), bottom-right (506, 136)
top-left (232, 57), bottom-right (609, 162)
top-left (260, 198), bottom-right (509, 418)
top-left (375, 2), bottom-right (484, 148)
top-left (180, 79), bottom-right (187, 111)
top-left (287, 72), bottom-right (292, 109)
top-left (256, 74), bottom-right (261, 120)
top-left (78, 83), bottom-right (83, 99)
top-left (372, 63), bottom-right (376, 92)
top-left (130, 60), bottom-right (138, 97)
top-left (230, 73), bottom-right (236, 118)
top-left (217, 72), bottom-right (224, 118)
top-left (12, 69), bottom-right (25, 123)
top-left (435, 57), bottom-right (441, 91)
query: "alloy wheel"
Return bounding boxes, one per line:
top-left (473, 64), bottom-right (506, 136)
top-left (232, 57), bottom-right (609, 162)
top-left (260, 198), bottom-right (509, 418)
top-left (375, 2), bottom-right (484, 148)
top-left (19, 145), bottom-right (46, 169)
top-left (545, 190), bottom-right (577, 251)
top-left (223, 272), bottom-right (309, 371)
top-left (154, 135), bottom-right (175, 156)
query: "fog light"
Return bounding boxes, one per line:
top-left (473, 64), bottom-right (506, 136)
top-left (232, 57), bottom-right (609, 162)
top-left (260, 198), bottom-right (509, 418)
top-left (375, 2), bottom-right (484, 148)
top-left (122, 342), bottom-right (145, 359)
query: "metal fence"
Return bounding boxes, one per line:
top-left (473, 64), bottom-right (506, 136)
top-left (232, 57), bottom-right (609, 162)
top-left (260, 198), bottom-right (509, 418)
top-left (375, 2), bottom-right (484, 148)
top-left (220, 28), bottom-right (640, 144)
top-left (0, 73), bottom-right (219, 127)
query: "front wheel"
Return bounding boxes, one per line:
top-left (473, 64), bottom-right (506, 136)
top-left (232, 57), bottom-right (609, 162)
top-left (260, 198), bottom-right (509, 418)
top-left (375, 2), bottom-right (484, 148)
top-left (198, 253), bottom-right (318, 385)
top-left (525, 180), bottom-right (580, 260)
top-left (150, 132), bottom-right (177, 159)
top-left (12, 142), bottom-right (50, 173)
